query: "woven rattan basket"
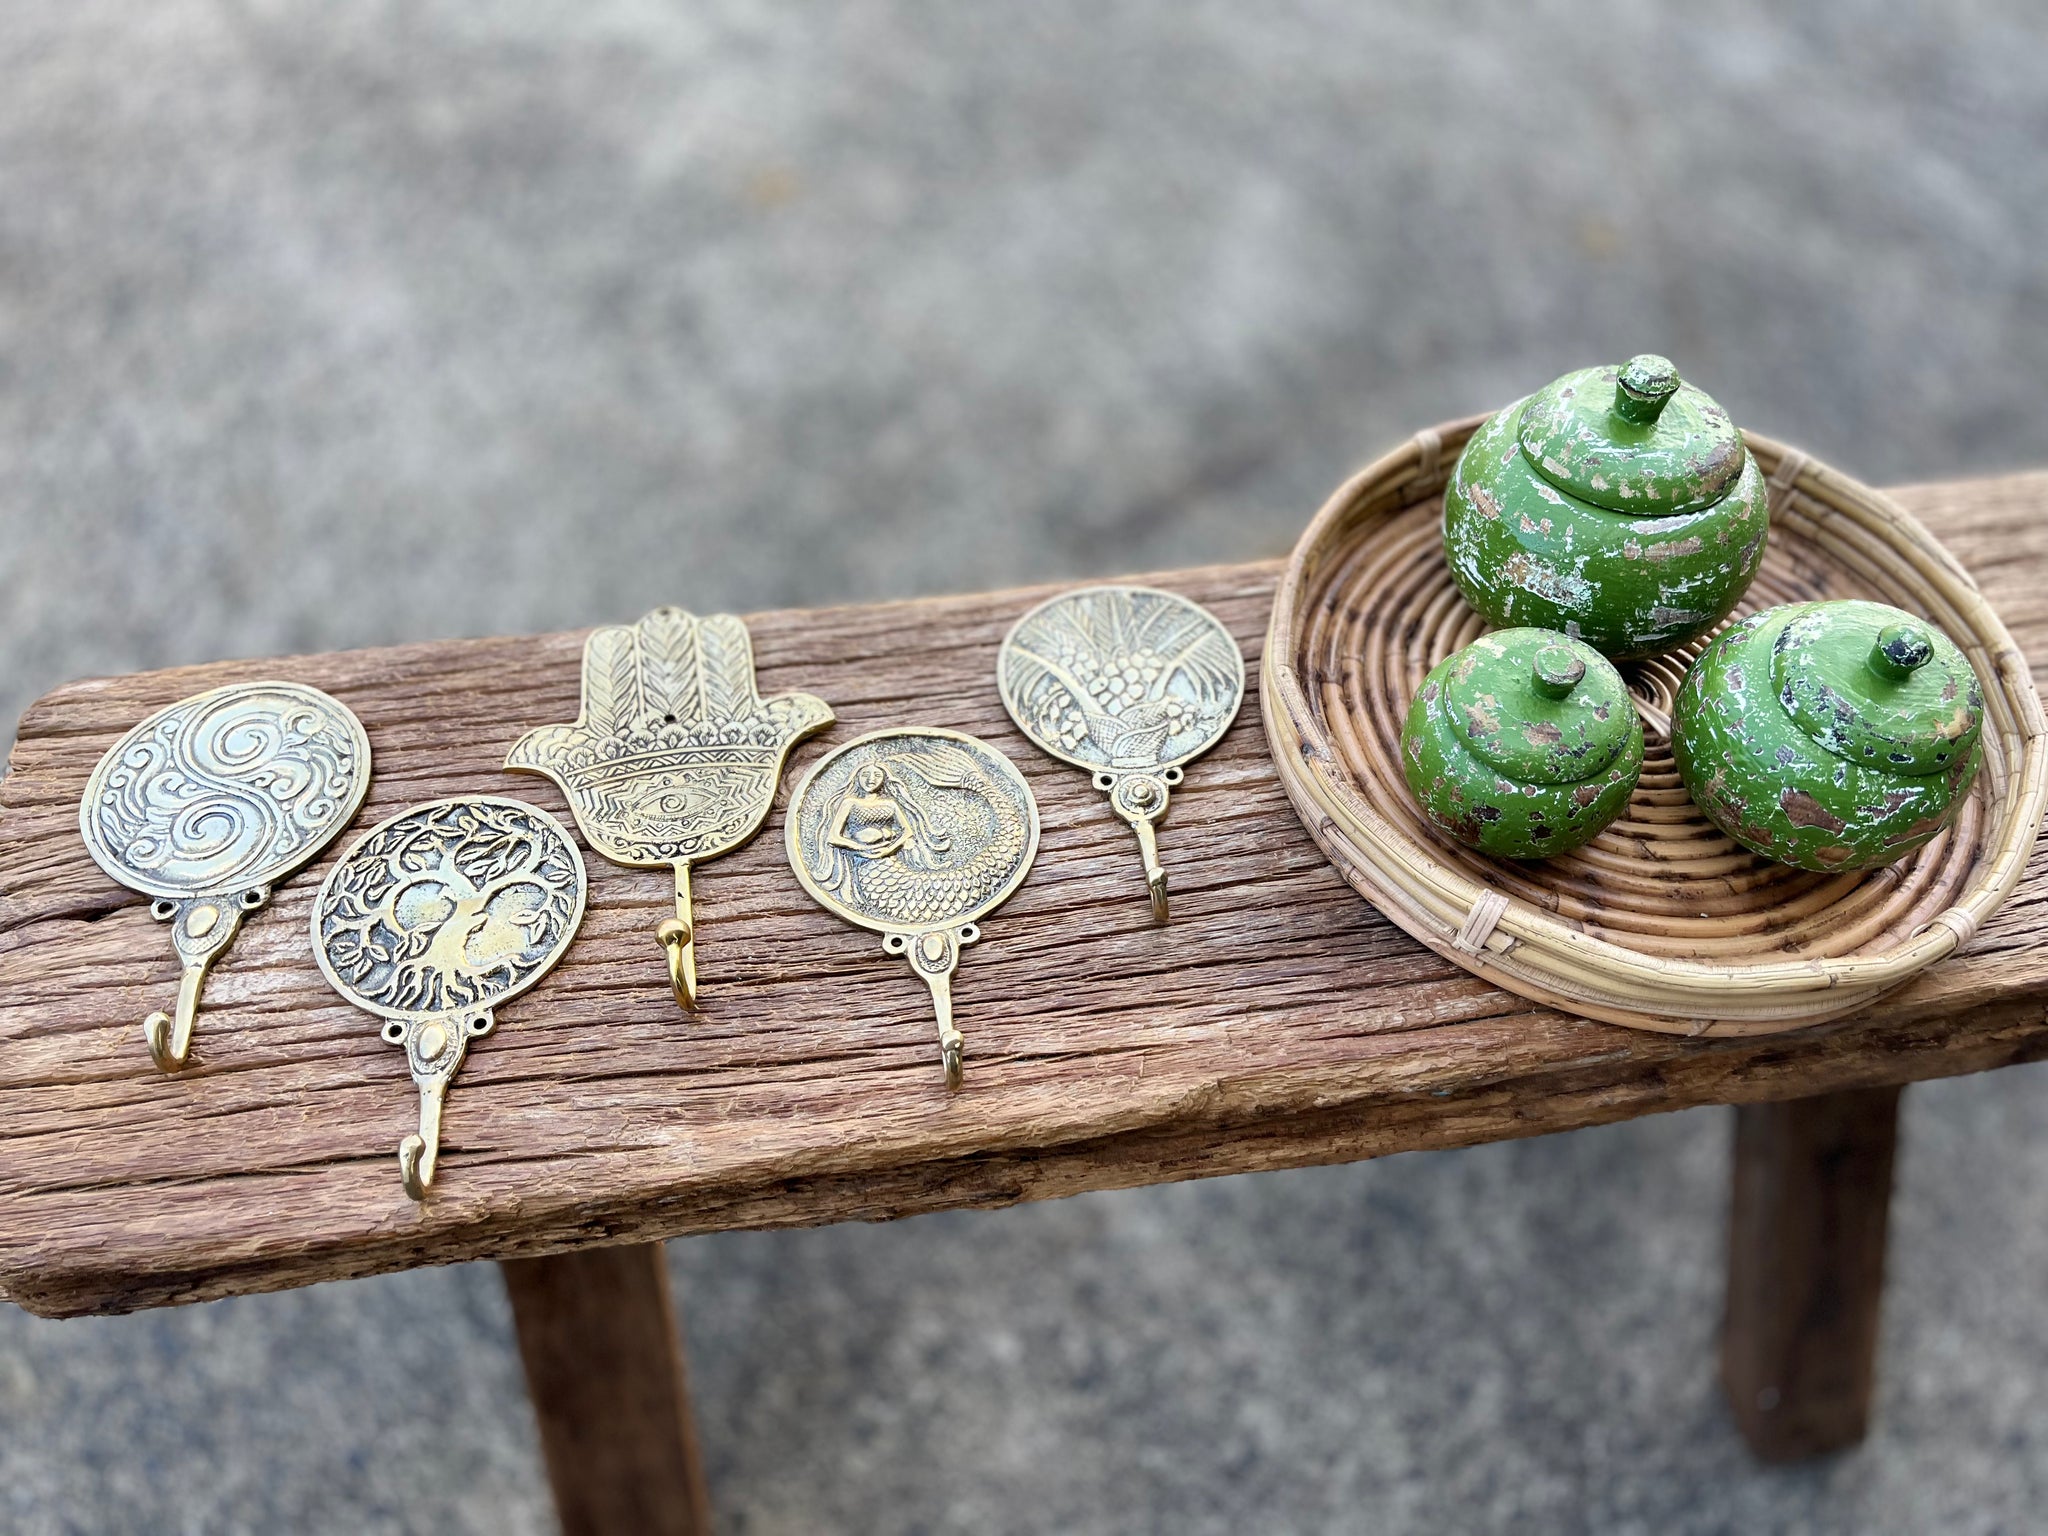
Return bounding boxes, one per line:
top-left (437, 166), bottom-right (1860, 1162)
top-left (1263, 415), bottom-right (2048, 1035)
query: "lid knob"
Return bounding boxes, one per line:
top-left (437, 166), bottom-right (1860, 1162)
top-left (1612, 354), bottom-right (1680, 426)
top-left (1868, 621), bottom-right (1935, 683)
top-left (1531, 645), bottom-right (1586, 700)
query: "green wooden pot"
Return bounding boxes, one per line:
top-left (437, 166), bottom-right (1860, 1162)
top-left (1674, 599), bottom-right (1983, 872)
top-left (1402, 628), bottom-right (1644, 860)
top-left (1443, 355), bottom-right (1769, 660)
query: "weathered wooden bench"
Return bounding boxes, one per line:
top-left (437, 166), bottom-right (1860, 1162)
top-left (3, 472), bottom-right (2044, 1535)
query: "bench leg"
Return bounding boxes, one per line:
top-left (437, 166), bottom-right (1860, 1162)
top-left (1720, 1084), bottom-right (1902, 1461)
top-left (502, 1242), bottom-right (713, 1536)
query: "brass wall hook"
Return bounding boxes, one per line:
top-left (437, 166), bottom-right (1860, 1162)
top-left (882, 923), bottom-right (981, 1087)
top-left (313, 797), bottom-right (586, 1200)
top-left (385, 1010), bottom-right (497, 1199)
top-left (508, 607), bottom-right (833, 1014)
top-left (80, 681), bottom-right (372, 1071)
top-left (1093, 768), bottom-right (1183, 921)
top-left (655, 909), bottom-right (695, 1009)
top-left (785, 729), bottom-right (1037, 1087)
top-left (999, 585), bottom-right (1243, 923)
top-left (141, 888), bottom-right (269, 1069)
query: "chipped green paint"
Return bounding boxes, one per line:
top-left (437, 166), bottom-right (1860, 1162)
top-left (1443, 355), bottom-right (1768, 660)
top-left (1673, 599), bottom-right (1983, 872)
top-left (1402, 628), bottom-right (1644, 860)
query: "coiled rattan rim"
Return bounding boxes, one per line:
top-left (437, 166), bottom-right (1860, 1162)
top-left (1262, 415), bottom-right (2048, 1035)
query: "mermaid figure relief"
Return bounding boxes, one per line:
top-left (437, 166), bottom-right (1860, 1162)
top-left (804, 741), bottom-right (1028, 931)
top-left (827, 765), bottom-right (917, 861)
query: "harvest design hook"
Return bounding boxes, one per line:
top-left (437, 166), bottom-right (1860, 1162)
top-left (998, 585), bottom-right (1243, 924)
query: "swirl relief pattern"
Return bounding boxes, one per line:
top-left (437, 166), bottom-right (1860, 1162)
top-left (81, 681), bottom-right (371, 899)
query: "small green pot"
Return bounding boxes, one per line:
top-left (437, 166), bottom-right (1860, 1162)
top-left (1674, 599), bottom-right (1983, 871)
top-left (1443, 355), bottom-right (1768, 660)
top-left (1402, 628), bottom-right (1644, 860)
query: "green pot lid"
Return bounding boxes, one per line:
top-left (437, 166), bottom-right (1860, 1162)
top-left (1516, 355), bottom-right (1745, 515)
top-left (1771, 600), bottom-right (1982, 776)
top-left (1444, 628), bottom-right (1635, 785)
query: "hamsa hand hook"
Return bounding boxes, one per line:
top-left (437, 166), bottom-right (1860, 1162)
top-left (507, 608), bottom-right (833, 1013)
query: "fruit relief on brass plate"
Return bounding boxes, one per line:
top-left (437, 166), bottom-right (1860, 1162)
top-left (997, 584), bottom-right (1242, 921)
top-left (784, 728), bottom-right (1039, 1088)
top-left (79, 680), bottom-right (372, 1072)
top-left (312, 796), bottom-right (586, 1200)
top-left (506, 606), bottom-right (833, 1013)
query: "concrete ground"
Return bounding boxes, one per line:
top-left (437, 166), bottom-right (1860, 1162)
top-left (3, 2), bottom-right (2047, 1531)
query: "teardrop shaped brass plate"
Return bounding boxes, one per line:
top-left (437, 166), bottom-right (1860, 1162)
top-left (784, 727), bottom-right (1039, 1088)
top-left (997, 584), bottom-right (1243, 920)
top-left (79, 679), bottom-right (372, 1071)
top-left (311, 795), bottom-right (586, 1199)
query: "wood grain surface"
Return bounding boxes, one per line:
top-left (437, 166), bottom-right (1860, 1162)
top-left (3, 473), bottom-right (2046, 1319)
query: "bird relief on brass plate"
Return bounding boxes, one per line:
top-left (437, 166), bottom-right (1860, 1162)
top-left (79, 680), bottom-right (373, 1071)
top-left (785, 728), bottom-right (1039, 1088)
top-left (998, 584), bottom-right (1244, 920)
top-left (312, 796), bottom-right (586, 1200)
top-left (505, 606), bottom-right (834, 1011)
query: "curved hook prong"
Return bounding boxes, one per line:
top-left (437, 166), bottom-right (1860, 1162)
top-left (1103, 773), bottom-right (1173, 924)
top-left (143, 961), bottom-right (207, 1070)
top-left (399, 1135), bottom-right (430, 1200)
top-left (143, 897), bottom-right (251, 1071)
top-left (656, 919), bottom-right (696, 1010)
top-left (400, 1077), bottom-right (448, 1201)
top-left (1131, 816), bottom-right (1169, 923)
top-left (892, 927), bottom-right (971, 1089)
top-left (656, 861), bottom-right (698, 1011)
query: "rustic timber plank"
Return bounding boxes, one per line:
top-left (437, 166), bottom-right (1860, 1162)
top-left (1721, 1085), bottom-right (1902, 1461)
top-left (1, 473), bottom-right (2045, 1320)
